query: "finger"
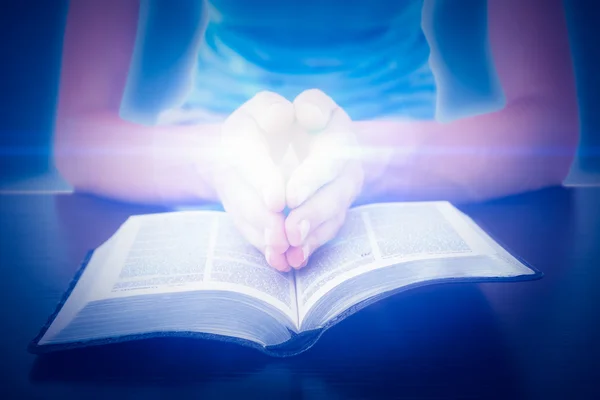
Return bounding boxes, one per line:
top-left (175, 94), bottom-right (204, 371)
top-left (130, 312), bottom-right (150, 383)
top-left (267, 249), bottom-right (292, 273)
top-left (285, 213), bottom-right (346, 269)
top-left (287, 109), bottom-right (355, 209)
top-left (293, 89), bottom-right (339, 132)
top-left (285, 163), bottom-right (363, 247)
top-left (291, 89), bottom-right (350, 163)
top-left (218, 169), bottom-right (289, 255)
top-left (233, 220), bottom-right (291, 272)
top-left (224, 91), bottom-right (295, 210)
top-left (224, 91), bottom-right (294, 149)
top-left (240, 91), bottom-right (295, 164)
top-left (221, 113), bottom-right (287, 212)
top-left (242, 91), bottom-right (295, 136)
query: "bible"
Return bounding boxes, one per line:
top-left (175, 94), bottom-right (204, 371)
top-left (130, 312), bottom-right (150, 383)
top-left (29, 201), bottom-right (539, 356)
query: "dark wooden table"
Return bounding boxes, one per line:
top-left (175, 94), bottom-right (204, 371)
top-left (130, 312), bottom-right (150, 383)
top-left (1, 187), bottom-right (599, 399)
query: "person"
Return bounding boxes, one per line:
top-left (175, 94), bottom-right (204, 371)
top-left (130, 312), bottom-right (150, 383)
top-left (53, 0), bottom-right (579, 272)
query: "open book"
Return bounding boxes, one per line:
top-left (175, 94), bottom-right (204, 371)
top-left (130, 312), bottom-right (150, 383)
top-left (30, 202), bottom-right (539, 356)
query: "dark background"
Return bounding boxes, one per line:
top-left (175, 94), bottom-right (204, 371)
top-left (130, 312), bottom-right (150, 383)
top-left (0, 2), bottom-right (599, 398)
top-left (0, 0), bottom-right (599, 185)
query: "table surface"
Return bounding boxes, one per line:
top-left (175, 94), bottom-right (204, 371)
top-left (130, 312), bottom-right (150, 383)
top-left (0, 187), bottom-right (599, 399)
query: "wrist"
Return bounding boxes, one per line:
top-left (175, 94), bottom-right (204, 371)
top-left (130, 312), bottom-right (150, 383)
top-left (354, 120), bottom-right (420, 185)
top-left (150, 123), bottom-right (222, 205)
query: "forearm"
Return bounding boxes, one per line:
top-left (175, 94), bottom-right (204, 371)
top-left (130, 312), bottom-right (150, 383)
top-left (356, 97), bottom-right (578, 204)
top-left (54, 112), bottom-right (221, 205)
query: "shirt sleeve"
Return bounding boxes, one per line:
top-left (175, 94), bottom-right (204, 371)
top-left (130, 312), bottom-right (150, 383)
top-left (119, 0), bottom-right (207, 126)
top-left (423, 0), bottom-right (506, 123)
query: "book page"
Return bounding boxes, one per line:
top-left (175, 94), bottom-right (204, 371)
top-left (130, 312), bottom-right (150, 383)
top-left (298, 202), bottom-right (536, 330)
top-left (294, 211), bottom-right (375, 311)
top-left (207, 214), bottom-right (297, 317)
top-left (94, 212), bottom-right (297, 320)
top-left (40, 211), bottom-right (299, 345)
top-left (109, 212), bottom-right (212, 292)
top-left (295, 202), bottom-right (492, 318)
top-left (365, 202), bottom-right (476, 260)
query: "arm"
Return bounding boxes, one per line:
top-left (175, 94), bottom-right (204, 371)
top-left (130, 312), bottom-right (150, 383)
top-left (53, 0), bottom-right (219, 205)
top-left (54, 1), bottom-right (293, 269)
top-left (356, 0), bottom-right (579, 203)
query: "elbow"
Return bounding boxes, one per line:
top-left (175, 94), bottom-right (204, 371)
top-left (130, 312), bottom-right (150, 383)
top-left (52, 115), bottom-right (92, 192)
top-left (53, 129), bottom-right (80, 190)
top-left (536, 97), bottom-right (579, 186)
top-left (465, 97), bottom-right (579, 202)
top-left (502, 95), bottom-right (579, 181)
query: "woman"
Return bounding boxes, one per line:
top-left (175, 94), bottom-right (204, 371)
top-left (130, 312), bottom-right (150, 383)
top-left (54, 0), bottom-right (579, 271)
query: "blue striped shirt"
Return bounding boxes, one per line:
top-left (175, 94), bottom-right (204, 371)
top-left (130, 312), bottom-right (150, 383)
top-left (120, 0), bottom-right (505, 126)
top-left (182, 0), bottom-right (436, 121)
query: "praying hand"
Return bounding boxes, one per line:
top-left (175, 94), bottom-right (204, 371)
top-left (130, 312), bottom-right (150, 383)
top-left (214, 89), bottom-right (364, 271)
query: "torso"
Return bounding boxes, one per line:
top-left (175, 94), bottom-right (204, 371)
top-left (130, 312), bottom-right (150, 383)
top-left (181, 0), bottom-right (437, 121)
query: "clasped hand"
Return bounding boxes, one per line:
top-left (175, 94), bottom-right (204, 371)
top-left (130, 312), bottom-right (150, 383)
top-left (214, 89), bottom-right (364, 272)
